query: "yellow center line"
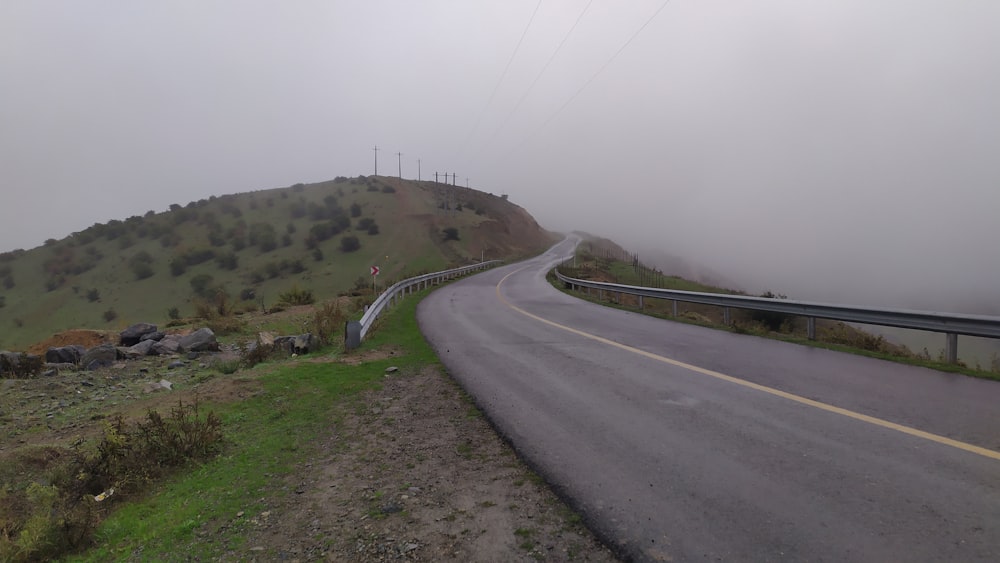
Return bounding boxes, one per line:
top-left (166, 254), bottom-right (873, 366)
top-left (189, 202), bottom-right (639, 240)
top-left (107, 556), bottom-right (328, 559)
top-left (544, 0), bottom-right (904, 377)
top-left (496, 267), bottom-right (1000, 462)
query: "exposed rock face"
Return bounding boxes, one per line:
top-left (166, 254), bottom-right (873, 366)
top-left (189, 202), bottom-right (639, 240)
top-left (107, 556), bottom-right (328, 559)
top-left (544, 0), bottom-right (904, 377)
top-left (44, 345), bottom-right (86, 365)
top-left (119, 323), bottom-right (158, 347)
top-left (80, 344), bottom-right (118, 371)
top-left (179, 328), bottom-right (219, 353)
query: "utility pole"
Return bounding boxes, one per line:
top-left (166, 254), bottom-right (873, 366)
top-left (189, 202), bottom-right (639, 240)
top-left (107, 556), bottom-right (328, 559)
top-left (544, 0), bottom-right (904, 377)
top-left (435, 171), bottom-right (439, 183)
top-left (396, 152), bottom-right (403, 179)
top-left (418, 159), bottom-right (421, 181)
top-left (453, 173), bottom-right (457, 186)
top-left (373, 145), bottom-right (379, 176)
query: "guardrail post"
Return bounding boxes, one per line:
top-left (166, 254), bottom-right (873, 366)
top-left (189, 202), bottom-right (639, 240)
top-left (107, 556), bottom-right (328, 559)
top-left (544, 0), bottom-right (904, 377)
top-left (671, 300), bottom-right (678, 317)
top-left (946, 333), bottom-right (958, 364)
top-left (723, 307), bottom-right (731, 325)
top-left (638, 295), bottom-right (644, 309)
top-left (599, 289), bottom-right (604, 301)
top-left (807, 317), bottom-right (816, 340)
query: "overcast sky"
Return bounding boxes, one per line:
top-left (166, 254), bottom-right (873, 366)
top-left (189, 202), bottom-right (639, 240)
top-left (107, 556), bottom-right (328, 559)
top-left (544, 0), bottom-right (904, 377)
top-left (2, 0), bottom-right (999, 313)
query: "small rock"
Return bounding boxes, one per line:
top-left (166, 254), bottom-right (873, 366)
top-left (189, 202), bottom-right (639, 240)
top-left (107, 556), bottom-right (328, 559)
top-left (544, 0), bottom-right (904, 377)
top-left (167, 360), bottom-right (185, 369)
top-left (159, 379), bottom-right (173, 390)
top-left (43, 369), bottom-right (57, 377)
top-left (236, 511), bottom-right (245, 518)
top-left (385, 366), bottom-right (399, 374)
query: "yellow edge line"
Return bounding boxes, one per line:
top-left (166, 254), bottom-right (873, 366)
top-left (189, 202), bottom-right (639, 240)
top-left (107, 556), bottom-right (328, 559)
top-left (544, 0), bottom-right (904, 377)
top-left (496, 267), bottom-right (1000, 461)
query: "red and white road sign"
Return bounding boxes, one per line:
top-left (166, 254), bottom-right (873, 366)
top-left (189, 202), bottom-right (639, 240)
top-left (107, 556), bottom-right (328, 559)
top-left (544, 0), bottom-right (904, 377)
top-left (370, 266), bottom-right (380, 276)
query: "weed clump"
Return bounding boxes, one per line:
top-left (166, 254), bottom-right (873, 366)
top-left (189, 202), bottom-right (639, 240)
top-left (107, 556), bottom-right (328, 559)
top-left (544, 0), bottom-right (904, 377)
top-left (0, 401), bottom-right (222, 561)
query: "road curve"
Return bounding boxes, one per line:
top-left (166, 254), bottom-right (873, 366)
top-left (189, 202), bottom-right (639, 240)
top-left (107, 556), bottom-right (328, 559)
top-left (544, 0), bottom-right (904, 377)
top-left (417, 238), bottom-right (1000, 562)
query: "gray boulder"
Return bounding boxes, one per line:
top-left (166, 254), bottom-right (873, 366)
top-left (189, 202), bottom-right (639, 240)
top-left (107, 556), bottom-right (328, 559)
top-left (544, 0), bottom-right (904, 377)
top-left (1, 351), bottom-right (20, 376)
top-left (80, 344), bottom-right (118, 371)
top-left (119, 323), bottom-right (158, 346)
top-left (293, 333), bottom-right (317, 354)
top-left (179, 328), bottom-right (219, 352)
top-left (152, 337), bottom-right (181, 356)
top-left (140, 331), bottom-right (166, 342)
top-left (45, 345), bottom-right (86, 365)
top-left (273, 333), bottom-right (318, 355)
top-left (124, 339), bottom-right (156, 358)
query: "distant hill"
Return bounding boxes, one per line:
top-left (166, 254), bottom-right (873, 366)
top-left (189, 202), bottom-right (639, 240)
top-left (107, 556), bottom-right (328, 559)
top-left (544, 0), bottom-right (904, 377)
top-left (0, 176), bottom-right (556, 350)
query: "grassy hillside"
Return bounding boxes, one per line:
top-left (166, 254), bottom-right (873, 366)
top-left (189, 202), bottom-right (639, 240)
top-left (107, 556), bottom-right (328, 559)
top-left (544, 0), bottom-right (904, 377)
top-left (0, 176), bottom-right (555, 350)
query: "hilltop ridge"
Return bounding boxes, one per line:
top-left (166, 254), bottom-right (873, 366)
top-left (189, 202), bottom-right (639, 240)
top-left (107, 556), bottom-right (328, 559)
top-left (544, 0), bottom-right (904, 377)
top-left (0, 176), bottom-right (556, 350)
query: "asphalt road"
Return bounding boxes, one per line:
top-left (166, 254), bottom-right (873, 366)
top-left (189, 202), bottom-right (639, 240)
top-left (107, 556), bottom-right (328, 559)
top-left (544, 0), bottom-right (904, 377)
top-left (417, 238), bottom-right (1000, 562)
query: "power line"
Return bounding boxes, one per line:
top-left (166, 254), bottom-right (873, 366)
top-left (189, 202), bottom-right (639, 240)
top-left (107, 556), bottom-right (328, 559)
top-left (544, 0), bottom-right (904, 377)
top-left (481, 0), bottom-right (595, 151)
top-left (505, 0), bottom-right (673, 156)
top-left (460, 0), bottom-right (543, 151)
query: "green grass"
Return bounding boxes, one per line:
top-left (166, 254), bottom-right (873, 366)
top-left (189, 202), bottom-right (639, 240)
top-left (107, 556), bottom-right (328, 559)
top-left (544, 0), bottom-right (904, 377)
top-left (0, 177), bottom-right (542, 350)
top-left (66, 289), bottom-right (439, 561)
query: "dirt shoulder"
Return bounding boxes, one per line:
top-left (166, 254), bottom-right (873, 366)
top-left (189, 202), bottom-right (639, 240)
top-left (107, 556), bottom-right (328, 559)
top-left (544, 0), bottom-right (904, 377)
top-left (233, 364), bottom-right (618, 562)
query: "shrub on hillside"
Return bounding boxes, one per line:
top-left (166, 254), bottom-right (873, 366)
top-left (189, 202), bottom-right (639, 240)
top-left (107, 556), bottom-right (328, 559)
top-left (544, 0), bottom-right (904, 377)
top-left (340, 236), bottom-right (361, 253)
top-left (102, 308), bottom-right (118, 322)
top-left (190, 274), bottom-right (215, 297)
top-left (381, 185), bottom-right (396, 193)
top-left (442, 227), bottom-right (460, 241)
top-left (350, 202), bottom-right (362, 217)
top-left (312, 300), bottom-right (346, 346)
top-left (278, 285), bottom-right (314, 306)
top-left (86, 288), bottom-right (100, 302)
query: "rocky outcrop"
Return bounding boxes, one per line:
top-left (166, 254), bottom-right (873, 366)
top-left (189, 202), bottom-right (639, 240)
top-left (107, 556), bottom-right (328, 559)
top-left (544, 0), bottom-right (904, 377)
top-left (273, 334), bottom-right (318, 355)
top-left (44, 345), bottom-right (86, 365)
top-left (124, 339), bottom-right (156, 359)
top-left (179, 328), bottom-right (219, 353)
top-left (119, 323), bottom-right (158, 347)
top-left (80, 344), bottom-right (118, 371)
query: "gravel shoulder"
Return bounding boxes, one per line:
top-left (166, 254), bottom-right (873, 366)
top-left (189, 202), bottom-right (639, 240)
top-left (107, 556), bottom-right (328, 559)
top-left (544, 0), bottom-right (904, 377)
top-left (235, 363), bottom-right (618, 562)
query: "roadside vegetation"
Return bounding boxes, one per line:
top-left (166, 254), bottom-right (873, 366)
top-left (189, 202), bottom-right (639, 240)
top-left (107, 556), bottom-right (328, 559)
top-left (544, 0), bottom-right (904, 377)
top-left (552, 239), bottom-right (1000, 381)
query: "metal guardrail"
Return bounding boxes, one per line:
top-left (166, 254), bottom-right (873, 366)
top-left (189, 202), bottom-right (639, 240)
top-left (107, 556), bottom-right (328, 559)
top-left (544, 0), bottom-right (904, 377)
top-left (554, 269), bottom-right (1000, 364)
top-left (345, 260), bottom-right (503, 348)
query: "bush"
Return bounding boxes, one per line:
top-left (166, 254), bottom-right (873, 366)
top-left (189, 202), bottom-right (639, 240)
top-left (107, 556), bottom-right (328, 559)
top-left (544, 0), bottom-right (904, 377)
top-left (312, 300), bottom-right (346, 346)
top-left (2, 275), bottom-right (13, 289)
top-left (131, 262), bottom-right (154, 280)
top-left (167, 306), bottom-right (180, 320)
top-left (278, 285), bottom-right (315, 306)
top-left (381, 185), bottom-right (396, 193)
top-left (340, 236), bottom-right (361, 253)
top-left (189, 274), bottom-right (215, 297)
top-left (86, 288), bottom-right (101, 302)
top-left (367, 224), bottom-right (380, 235)
top-left (350, 202), bottom-right (362, 217)
top-left (103, 308), bottom-right (118, 322)
top-left (750, 291), bottom-right (792, 331)
top-left (442, 227), bottom-right (460, 241)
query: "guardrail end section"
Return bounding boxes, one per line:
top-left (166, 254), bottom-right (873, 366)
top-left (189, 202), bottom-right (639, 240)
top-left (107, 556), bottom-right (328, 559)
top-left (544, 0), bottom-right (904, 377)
top-left (345, 320), bottom-right (362, 350)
